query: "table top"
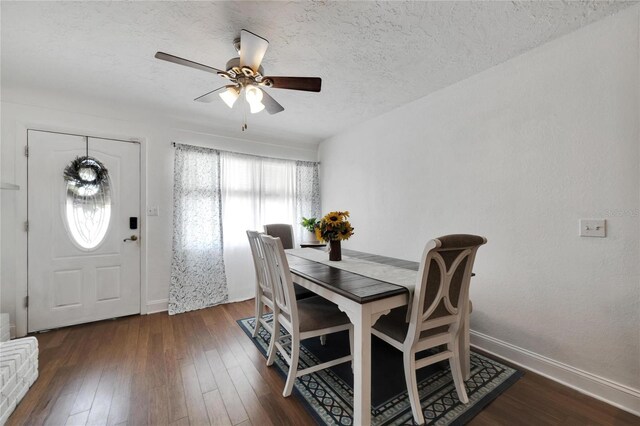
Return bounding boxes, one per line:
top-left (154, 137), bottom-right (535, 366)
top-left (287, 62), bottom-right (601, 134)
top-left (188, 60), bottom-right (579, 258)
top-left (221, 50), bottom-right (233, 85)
top-left (299, 242), bottom-right (327, 248)
top-left (286, 248), bottom-right (418, 304)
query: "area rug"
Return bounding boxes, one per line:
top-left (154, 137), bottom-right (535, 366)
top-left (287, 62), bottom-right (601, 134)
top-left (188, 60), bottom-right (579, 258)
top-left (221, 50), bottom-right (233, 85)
top-left (238, 314), bottom-right (522, 425)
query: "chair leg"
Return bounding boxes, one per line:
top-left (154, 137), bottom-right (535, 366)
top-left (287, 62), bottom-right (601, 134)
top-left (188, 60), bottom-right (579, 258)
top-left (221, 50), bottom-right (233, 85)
top-left (264, 320), bottom-right (275, 360)
top-left (320, 335), bottom-right (327, 346)
top-left (348, 327), bottom-right (354, 370)
top-left (449, 339), bottom-right (469, 404)
top-left (461, 310), bottom-right (471, 380)
top-left (266, 314), bottom-right (279, 367)
top-left (283, 337), bottom-right (300, 397)
top-left (252, 296), bottom-right (263, 337)
top-left (403, 351), bottom-right (424, 425)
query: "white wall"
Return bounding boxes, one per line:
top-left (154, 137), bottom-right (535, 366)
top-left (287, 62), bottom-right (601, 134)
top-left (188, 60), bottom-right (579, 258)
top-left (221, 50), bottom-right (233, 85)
top-left (320, 7), bottom-right (640, 413)
top-left (1, 93), bottom-right (317, 336)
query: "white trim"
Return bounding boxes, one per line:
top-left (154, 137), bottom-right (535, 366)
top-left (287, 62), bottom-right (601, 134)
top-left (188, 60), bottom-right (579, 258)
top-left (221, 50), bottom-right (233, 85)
top-left (14, 123), bottom-right (28, 337)
top-left (146, 298), bottom-right (168, 314)
top-left (146, 297), bottom-right (253, 315)
top-left (138, 138), bottom-right (149, 315)
top-left (470, 330), bottom-right (640, 417)
top-left (228, 295), bottom-right (253, 304)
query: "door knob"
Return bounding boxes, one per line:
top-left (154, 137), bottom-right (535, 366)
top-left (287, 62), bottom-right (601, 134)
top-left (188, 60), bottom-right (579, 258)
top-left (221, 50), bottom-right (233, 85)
top-left (123, 235), bottom-right (138, 242)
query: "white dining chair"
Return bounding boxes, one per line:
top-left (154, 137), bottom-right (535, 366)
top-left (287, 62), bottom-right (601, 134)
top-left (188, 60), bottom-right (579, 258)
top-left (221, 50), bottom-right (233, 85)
top-left (260, 234), bottom-right (354, 397)
top-left (371, 234), bottom-right (487, 425)
top-left (263, 223), bottom-right (315, 300)
top-left (246, 231), bottom-right (277, 351)
top-left (263, 223), bottom-right (295, 249)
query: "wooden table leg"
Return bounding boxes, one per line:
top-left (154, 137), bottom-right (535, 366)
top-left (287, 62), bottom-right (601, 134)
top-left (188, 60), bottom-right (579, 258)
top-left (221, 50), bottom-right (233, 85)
top-left (342, 303), bottom-right (372, 426)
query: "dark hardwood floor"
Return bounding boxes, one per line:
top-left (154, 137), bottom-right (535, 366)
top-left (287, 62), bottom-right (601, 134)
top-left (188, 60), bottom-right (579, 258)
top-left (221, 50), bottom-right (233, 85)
top-left (6, 300), bottom-right (638, 425)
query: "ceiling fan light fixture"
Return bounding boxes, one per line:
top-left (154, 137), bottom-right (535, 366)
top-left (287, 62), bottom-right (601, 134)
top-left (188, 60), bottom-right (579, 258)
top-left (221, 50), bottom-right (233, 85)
top-left (245, 85), bottom-right (265, 113)
top-left (245, 85), bottom-right (262, 102)
top-left (219, 85), bottom-right (240, 108)
top-left (249, 101), bottom-right (265, 114)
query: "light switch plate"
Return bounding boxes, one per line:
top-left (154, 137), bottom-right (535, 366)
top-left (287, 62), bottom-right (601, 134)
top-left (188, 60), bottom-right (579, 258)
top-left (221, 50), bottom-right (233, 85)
top-left (579, 219), bottom-right (606, 237)
top-left (146, 206), bottom-right (159, 217)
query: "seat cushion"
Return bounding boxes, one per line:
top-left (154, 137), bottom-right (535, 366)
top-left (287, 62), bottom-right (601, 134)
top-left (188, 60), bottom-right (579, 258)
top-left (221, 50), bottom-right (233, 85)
top-left (297, 297), bottom-right (351, 332)
top-left (373, 306), bottom-right (411, 343)
top-left (375, 300), bottom-right (475, 344)
top-left (373, 306), bottom-right (450, 344)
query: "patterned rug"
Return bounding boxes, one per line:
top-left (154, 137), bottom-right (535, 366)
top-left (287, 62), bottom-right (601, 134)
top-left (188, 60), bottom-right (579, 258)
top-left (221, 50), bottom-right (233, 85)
top-left (237, 314), bottom-right (522, 425)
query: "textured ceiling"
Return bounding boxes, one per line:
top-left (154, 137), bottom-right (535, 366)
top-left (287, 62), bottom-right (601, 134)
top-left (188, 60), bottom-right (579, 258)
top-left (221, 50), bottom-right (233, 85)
top-left (1, 1), bottom-right (635, 145)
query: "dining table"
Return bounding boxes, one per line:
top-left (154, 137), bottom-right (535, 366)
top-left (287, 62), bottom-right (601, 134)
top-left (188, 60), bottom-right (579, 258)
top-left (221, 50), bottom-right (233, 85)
top-left (285, 247), bottom-right (473, 426)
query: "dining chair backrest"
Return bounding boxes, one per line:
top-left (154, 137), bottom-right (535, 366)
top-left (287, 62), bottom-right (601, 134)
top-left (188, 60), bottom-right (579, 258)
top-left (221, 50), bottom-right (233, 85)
top-left (263, 224), bottom-right (295, 250)
top-left (406, 234), bottom-right (487, 348)
top-left (260, 234), bottom-right (298, 331)
top-left (246, 230), bottom-right (271, 296)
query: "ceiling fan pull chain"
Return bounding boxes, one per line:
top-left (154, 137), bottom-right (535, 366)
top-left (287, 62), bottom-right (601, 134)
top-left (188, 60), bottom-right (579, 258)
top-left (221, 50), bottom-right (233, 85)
top-left (242, 95), bottom-right (248, 131)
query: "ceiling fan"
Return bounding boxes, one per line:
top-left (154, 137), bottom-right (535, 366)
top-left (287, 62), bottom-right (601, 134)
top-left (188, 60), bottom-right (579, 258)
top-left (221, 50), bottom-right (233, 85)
top-left (155, 29), bottom-right (321, 130)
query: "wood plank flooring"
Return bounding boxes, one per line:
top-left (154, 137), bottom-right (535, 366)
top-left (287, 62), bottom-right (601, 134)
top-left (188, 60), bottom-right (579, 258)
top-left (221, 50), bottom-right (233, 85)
top-left (6, 300), bottom-right (639, 426)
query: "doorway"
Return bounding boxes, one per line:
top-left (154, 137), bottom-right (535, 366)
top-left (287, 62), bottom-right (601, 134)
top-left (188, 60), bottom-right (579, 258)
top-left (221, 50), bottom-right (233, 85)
top-left (27, 130), bottom-right (141, 332)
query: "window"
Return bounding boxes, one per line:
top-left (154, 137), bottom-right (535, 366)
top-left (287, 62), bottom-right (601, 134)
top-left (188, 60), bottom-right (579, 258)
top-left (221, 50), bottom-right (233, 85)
top-left (221, 153), bottom-right (298, 246)
top-left (170, 144), bottom-right (320, 305)
top-left (219, 151), bottom-right (319, 301)
top-left (65, 176), bottom-right (112, 249)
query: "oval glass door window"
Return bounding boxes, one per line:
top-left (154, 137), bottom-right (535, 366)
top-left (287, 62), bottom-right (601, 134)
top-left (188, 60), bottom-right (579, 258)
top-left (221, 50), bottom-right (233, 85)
top-left (65, 174), bottom-right (112, 250)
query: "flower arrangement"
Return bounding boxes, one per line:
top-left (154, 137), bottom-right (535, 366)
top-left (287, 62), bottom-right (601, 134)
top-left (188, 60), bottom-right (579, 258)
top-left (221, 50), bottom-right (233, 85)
top-left (314, 211), bottom-right (355, 242)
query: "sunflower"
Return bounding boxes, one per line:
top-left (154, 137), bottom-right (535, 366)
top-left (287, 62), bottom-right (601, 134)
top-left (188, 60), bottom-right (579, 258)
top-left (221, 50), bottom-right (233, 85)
top-left (338, 225), bottom-right (354, 241)
top-left (324, 212), bottom-right (342, 226)
top-left (315, 210), bottom-right (355, 242)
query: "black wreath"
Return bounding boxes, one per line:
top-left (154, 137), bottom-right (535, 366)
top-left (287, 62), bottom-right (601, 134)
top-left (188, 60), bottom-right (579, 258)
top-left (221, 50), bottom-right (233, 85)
top-left (63, 156), bottom-right (109, 187)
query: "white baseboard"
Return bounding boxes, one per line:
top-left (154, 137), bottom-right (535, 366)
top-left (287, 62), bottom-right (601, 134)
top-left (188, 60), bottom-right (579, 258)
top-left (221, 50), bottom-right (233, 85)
top-left (470, 330), bottom-right (640, 417)
top-left (144, 296), bottom-right (252, 316)
top-left (227, 296), bottom-right (253, 304)
top-left (146, 298), bottom-right (168, 314)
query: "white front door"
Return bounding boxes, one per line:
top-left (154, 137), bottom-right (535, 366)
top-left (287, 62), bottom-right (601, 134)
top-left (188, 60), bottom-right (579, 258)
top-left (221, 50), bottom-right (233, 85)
top-left (27, 130), bottom-right (141, 332)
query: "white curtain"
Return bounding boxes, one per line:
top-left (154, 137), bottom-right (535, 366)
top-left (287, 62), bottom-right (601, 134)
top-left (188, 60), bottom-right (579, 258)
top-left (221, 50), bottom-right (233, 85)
top-left (220, 152), bottom-right (320, 301)
top-left (296, 160), bottom-right (321, 238)
top-left (170, 145), bottom-right (320, 309)
top-left (170, 144), bottom-right (228, 314)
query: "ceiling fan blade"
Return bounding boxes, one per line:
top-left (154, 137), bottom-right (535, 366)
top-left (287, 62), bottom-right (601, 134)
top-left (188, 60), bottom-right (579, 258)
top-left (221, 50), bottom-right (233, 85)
top-left (260, 89), bottom-right (285, 115)
top-left (240, 29), bottom-right (269, 72)
top-left (266, 77), bottom-right (321, 92)
top-left (155, 52), bottom-right (223, 74)
top-left (194, 86), bottom-right (227, 103)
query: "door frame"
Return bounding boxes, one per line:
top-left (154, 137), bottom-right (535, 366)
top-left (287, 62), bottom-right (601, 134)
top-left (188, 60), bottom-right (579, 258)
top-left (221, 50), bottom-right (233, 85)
top-left (13, 124), bottom-right (148, 337)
